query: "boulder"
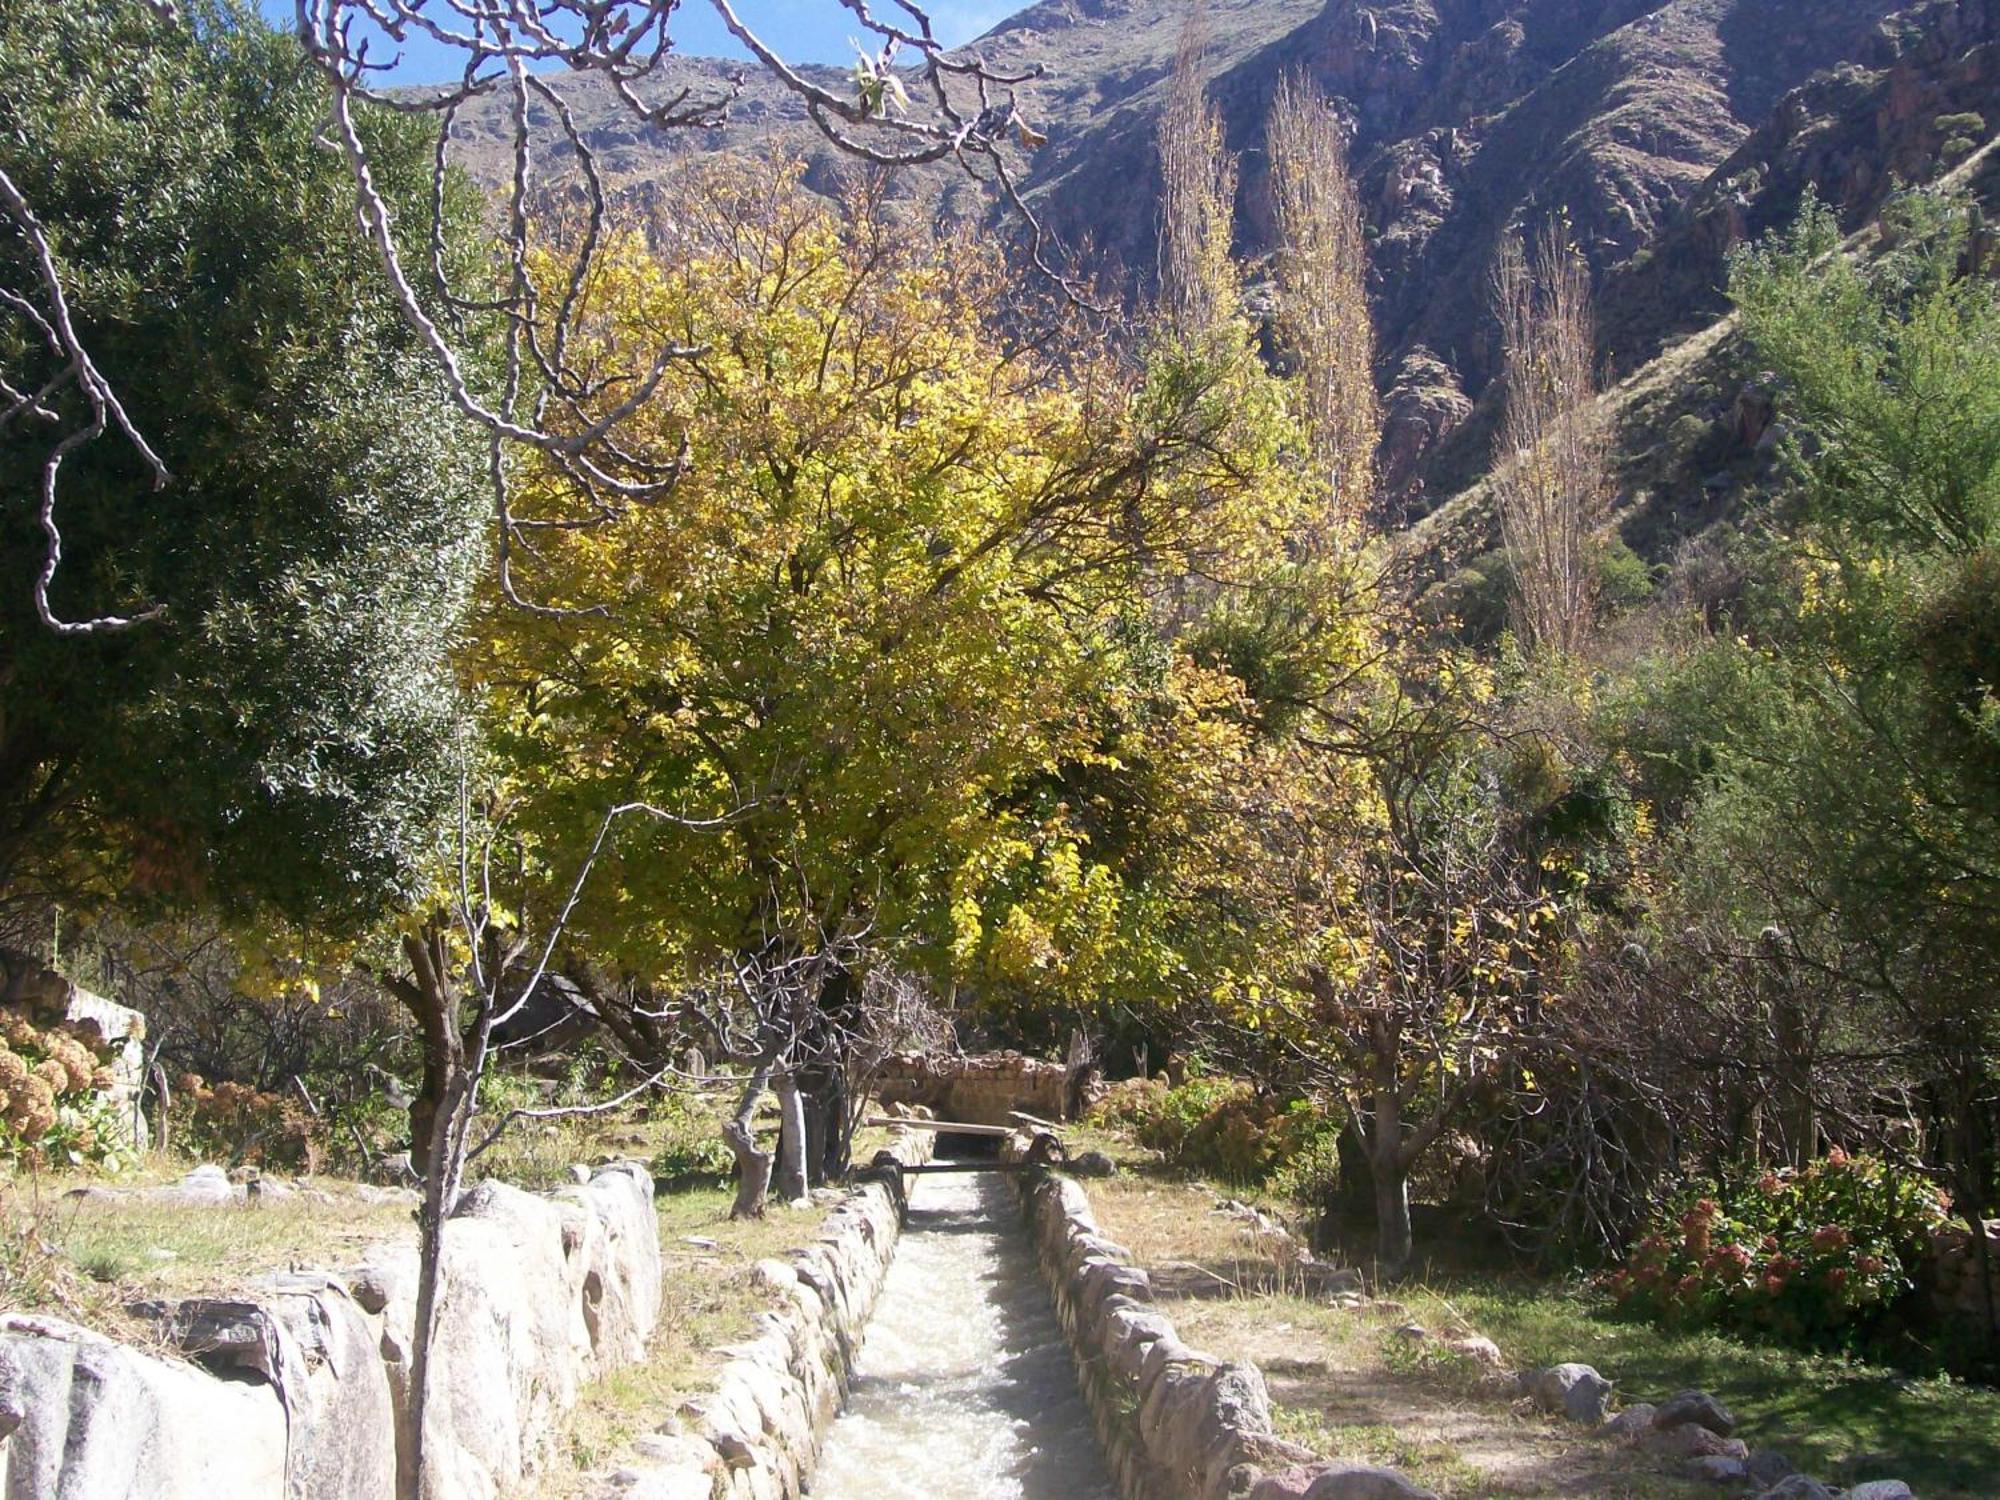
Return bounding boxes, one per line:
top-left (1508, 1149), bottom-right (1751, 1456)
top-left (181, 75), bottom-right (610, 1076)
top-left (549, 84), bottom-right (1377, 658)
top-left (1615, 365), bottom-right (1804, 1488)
top-left (168, 1163), bottom-right (240, 1206)
top-left (1137, 1357), bottom-right (1222, 1473)
top-left (150, 1274), bottom-right (397, 1500)
top-left (1300, 1461), bottom-right (1440, 1499)
top-left (0, 1313), bottom-right (286, 1500)
top-left (1190, 1362), bottom-right (1274, 1493)
top-left (1745, 1450), bottom-right (1797, 1488)
top-left (1643, 1424), bottom-right (1747, 1462)
top-left (556, 1162), bottom-right (665, 1366)
top-left (1844, 1484), bottom-right (1914, 1500)
top-left (1443, 1334), bottom-right (1503, 1368)
top-left (1102, 1305), bottom-right (1176, 1383)
top-left (358, 1167), bottom-right (659, 1500)
top-left (1248, 1464), bottom-right (1439, 1500)
top-left (1069, 1149), bottom-right (1118, 1178)
top-left (1688, 1454), bottom-right (1750, 1483)
top-left (1653, 1388), bottom-right (1736, 1436)
top-left (1245, 1465), bottom-right (1321, 1499)
top-left (1527, 1362), bottom-right (1614, 1424)
top-left (1755, 1477), bottom-right (1836, 1500)
top-left (1600, 1402), bottom-right (1657, 1439)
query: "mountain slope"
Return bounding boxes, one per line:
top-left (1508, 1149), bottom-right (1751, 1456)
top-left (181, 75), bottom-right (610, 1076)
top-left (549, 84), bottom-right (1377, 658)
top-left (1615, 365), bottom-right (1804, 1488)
top-left (448, 0), bottom-right (1997, 518)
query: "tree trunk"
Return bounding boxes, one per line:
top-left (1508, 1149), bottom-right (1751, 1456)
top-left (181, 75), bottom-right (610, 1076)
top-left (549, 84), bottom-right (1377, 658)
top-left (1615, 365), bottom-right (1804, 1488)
top-left (725, 1058), bottom-right (776, 1219)
top-left (1373, 1151), bottom-right (1413, 1279)
top-left (383, 925), bottom-right (469, 1500)
top-left (800, 1064), bottom-right (849, 1185)
top-left (409, 1067), bottom-right (466, 1500)
top-left (774, 1071), bottom-right (808, 1205)
top-left (1371, 1067), bottom-right (1414, 1279)
top-left (802, 1080), bottom-right (830, 1189)
top-left (1774, 988), bottom-right (1816, 1169)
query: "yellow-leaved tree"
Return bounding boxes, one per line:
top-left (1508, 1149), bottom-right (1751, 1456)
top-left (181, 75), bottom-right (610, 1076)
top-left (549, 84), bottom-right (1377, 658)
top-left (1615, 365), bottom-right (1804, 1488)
top-left (467, 158), bottom-right (1368, 1212)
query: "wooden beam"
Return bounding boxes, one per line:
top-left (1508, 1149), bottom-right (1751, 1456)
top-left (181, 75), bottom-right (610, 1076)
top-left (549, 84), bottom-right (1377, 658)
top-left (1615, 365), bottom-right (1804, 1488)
top-left (897, 1161), bottom-right (1028, 1174)
top-left (1008, 1110), bottom-right (1063, 1131)
top-left (864, 1116), bottom-right (1016, 1137)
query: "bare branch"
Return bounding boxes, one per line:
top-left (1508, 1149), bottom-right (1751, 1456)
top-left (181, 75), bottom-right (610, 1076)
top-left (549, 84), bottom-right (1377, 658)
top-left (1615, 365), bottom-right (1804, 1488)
top-left (0, 166), bottom-right (170, 634)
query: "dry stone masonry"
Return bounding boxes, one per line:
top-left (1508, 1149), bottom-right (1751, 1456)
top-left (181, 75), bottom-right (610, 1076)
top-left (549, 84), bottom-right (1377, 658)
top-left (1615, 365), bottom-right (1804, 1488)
top-left (872, 1050), bottom-right (1081, 1127)
top-left (585, 1120), bottom-right (937, 1500)
top-left (1000, 1131), bottom-right (1437, 1500)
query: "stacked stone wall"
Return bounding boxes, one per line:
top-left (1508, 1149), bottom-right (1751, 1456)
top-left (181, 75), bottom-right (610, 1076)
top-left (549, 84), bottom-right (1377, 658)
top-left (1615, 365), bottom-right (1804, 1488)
top-left (584, 1122), bottom-right (937, 1499)
top-left (1002, 1133), bottom-right (1437, 1500)
top-left (1927, 1218), bottom-right (2000, 1341)
top-left (873, 1051), bottom-right (1075, 1126)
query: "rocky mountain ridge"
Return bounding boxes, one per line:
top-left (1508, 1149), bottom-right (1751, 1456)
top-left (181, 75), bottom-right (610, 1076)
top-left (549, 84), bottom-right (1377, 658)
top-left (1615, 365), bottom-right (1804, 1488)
top-left (451, 0), bottom-right (1998, 526)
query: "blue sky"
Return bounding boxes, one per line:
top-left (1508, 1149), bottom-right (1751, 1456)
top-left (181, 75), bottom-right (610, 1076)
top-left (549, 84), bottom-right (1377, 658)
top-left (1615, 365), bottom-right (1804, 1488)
top-left (258, 1), bottom-right (1029, 84)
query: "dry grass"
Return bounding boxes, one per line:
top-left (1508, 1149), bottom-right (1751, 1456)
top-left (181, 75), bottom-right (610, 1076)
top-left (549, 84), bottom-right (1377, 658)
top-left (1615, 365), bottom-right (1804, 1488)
top-left (1087, 1170), bottom-right (1703, 1495)
top-left (0, 1165), bottom-right (415, 1331)
top-left (1168, 1287), bottom-right (1706, 1499)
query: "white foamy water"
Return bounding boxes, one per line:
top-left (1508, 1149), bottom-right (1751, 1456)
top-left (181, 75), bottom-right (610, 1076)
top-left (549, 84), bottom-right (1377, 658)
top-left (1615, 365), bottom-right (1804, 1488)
top-left (809, 1170), bottom-right (1116, 1500)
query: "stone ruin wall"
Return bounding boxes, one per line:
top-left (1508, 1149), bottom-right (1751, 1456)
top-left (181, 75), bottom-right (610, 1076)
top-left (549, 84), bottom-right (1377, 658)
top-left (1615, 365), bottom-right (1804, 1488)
top-left (872, 1051), bottom-right (1076, 1128)
top-left (1927, 1218), bottom-right (2000, 1343)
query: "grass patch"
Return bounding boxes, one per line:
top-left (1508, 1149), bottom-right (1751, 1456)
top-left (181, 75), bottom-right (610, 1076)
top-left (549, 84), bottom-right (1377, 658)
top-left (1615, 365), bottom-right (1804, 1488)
top-left (1433, 1279), bottom-right (2000, 1499)
top-left (1, 1165), bottom-right (414, 1327)
top-left (1077, 1143), bottom-right (2000, 1499)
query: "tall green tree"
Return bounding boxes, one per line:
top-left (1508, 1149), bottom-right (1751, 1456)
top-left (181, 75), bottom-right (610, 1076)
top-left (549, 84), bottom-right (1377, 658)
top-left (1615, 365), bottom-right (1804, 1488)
top-left (0, 0), bottom-right (489, 933)
top-left (1675, 188), bottom-right (2000, 1246)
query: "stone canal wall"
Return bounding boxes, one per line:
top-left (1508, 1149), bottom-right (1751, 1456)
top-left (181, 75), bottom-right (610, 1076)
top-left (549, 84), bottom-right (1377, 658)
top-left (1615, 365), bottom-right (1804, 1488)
top-left (1003, 1132), bottom-right (1437, 1500)
top-left (586, 1122), bottom-right (937, 1500)
top-left (0, 1161), bottom-right (660, 1500)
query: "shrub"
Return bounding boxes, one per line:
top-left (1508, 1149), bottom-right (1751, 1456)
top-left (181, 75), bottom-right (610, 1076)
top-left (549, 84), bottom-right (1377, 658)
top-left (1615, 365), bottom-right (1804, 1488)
top-left (0, 1011), bottom-right (128, 1170)
top-left (1606, 1151), bottom-right (1950, 1350)
top-left (170, 1073), bottom-right (321, 1173)
top-left (1089, 1070), bottom-right (1338, 1188)
top-left (648, 1087), bottom-right (733, 1182)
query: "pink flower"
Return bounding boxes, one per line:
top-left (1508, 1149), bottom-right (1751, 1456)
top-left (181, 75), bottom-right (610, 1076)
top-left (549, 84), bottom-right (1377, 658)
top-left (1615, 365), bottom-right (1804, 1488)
top-left (1811, 1225), bottom-right (1851, 1254)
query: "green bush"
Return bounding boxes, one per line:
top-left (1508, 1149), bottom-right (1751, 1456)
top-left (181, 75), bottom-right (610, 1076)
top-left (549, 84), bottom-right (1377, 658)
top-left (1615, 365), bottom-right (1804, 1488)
top-left (1089, 1071), bottom-right (1338, 1188)
top-left (1606, 1152), bottom-right (1950, 1350)
top-left (648, 1088), bottom-right (733, 1182)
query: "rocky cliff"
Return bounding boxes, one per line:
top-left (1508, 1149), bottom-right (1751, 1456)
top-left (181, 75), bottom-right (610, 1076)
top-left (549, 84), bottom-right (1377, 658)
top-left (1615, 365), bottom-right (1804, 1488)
top-left (451, 0), bottom-right (1997, 521)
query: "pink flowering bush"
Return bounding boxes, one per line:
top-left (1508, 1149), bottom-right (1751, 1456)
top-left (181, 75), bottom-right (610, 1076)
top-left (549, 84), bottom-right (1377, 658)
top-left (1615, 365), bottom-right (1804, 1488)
top-left (1605, 1151), bottom-right (1950, 1349)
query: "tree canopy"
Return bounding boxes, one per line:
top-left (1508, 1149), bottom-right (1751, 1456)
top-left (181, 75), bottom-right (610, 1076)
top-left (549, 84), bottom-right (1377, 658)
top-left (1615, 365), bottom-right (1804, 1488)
top-left (0, 0), bottom-right (489, 933)
top-left (469, 160), bottom-right (1374, 1028)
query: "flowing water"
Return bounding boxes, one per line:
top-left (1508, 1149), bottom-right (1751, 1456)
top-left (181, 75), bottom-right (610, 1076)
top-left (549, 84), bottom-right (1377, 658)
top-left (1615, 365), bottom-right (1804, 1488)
top-left (810, 1169), bottom-right (1117, 1500)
